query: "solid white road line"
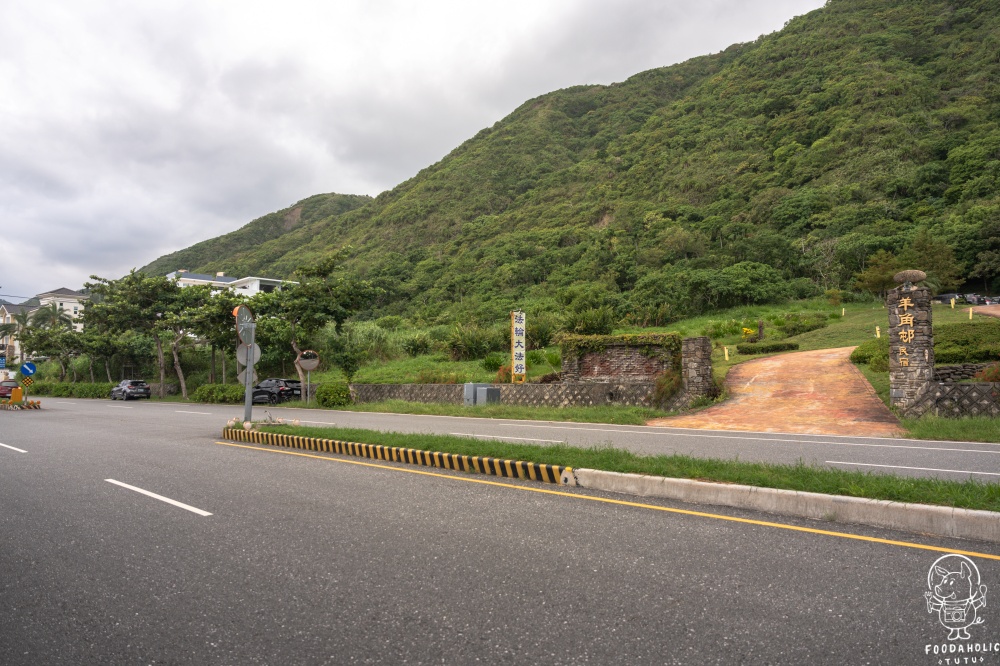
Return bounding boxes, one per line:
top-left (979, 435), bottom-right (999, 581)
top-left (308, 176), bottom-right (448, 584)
top-left (175, 410), bottom-right (212, 415)
top-left (450, 433), bottom-right (564, 443)
top-left (0, 442), bottom-right (27, 453)
top-left (109, 405), bottom-right (134, 409)
top-left (826, 461), bottom-right (1000, 477)
top-left (105, 479), bottom-right (213, 516)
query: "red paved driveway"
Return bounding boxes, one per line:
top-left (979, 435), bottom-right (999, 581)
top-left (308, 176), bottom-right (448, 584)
top-left (649, 347), bottom-right (903, 437)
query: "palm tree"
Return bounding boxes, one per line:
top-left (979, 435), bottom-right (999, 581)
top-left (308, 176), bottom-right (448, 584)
top-left (1, 310), bottom-right (33, 363)
top-left (31, 303), bottom-right (73, 330)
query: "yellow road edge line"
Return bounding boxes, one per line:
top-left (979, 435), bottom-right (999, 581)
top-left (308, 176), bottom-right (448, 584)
top-left (215, 440), bottom-right (1000, 561)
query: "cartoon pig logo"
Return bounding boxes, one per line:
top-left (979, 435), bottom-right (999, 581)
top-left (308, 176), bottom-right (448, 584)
top-left (925, 554), bottom-right (987, 640)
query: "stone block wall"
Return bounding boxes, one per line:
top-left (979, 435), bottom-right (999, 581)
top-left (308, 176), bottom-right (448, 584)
top-left (934, 364), bottom-right (991, 383)
top-left (348, 382), bottom-right (656, 408)
top-left (679, 337), bottom-right (714, 406)
top-left (350, 384), bottom-right (464, 404)
top-left (498, 382), bottom-right (655, 408)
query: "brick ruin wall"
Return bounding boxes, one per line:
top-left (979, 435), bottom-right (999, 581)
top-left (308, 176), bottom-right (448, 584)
top-left (560, 343), bottom-right (672, 383)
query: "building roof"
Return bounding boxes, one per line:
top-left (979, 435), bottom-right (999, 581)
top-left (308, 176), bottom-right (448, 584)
top-left (0, 303), bottom-right (35, 315)
top-left (37, 287), bottom-right (89, 299)
top-left (167, 271), bottom-right (239, 284)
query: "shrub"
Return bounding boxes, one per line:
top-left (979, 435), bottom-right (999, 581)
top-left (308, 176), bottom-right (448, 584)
top-left (401, 333), bottom-right (432, 357)
top-left (344, 321), bottom-right (401, 361)
top-left (415, 369), bottom-right (465, 384)
top-left (527, 314), bottom-right (560, 349)
top-left (74, 382), bottom-right (117, 399)
top-left (934, 321), bottom-right (1000, 364)
top-left (850, 337), bottom-right (889, 364)
top-left (975, 364), bottom-right (1000, 382)
top-left (447, 324), bottom-right (497, 360)
top-left (544, 350), bottom-right (561, 369)
top-left (869, 353), bottom-right (890, 373)
top-left (704, 319), bottom-right (742, 339)
top-left (192, 384), bottom-right (245, 404)
top-left (653, 367), bottom-right (682, 406)
top-left (28, 382), bottom-right (115, 398)
top-left (773, 313), bottom-right (829, 337)
top-left (316, 382), bottom-right (352, 408)
top-left (562, 307), bottom-right (616, 336)
top-left (533, 372), bottom-right (561, 384)
top-left (526, 349), bottom-right (546, 366)
top-left (495, 365), bottom-right (513, 383)
top-left (375, 315), bottom-right (405, 331)
top-left (481, 352), bottom-right (506, 372)
top-left (736, 342), bottom-right (800, 355)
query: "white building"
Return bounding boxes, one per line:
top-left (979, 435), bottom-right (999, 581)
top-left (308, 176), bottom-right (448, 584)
top-left (0, 287), bottom-right (89, 362)
top-left (166, 270), bottom-right (292, 296)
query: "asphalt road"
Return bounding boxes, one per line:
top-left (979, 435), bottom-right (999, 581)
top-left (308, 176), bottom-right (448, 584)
top-left (2, 399), bottom-right (1000, 664)
top-left (44, 397), bottom-right (1000, 482)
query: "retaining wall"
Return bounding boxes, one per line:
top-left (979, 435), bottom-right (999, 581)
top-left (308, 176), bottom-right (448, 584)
top-left (933, 363), bottom-right (991, 383)
top-left (350, 382), bottom-right (657, 408)
top-left (904, 382), bottom-right (1000, 418)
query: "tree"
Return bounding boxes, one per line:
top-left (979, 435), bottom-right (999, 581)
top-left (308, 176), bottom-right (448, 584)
top-left (899, 229), bottom-right (965, 294)
top-left (853, 250), bottom-right (901, 299)
top-left (189, 289), bottom-right (240, 384)
top-left (256, 255), bottom-right (374, 396)
top-left (85, 271), bottom-right (181, 397)
top-left (31, 303), bottom-right (73, 330)
top-left (160, 285), bottom-right (211, 399)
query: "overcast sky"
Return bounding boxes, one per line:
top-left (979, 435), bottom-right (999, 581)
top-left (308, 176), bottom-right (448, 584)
top-left (1, 0), bottom-right (825, 302)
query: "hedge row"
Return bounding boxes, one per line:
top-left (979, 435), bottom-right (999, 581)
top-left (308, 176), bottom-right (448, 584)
top-left (850, 321), bottom-right (1000, 366)
top-left (27, 382), bottom-right (116, 398)
top-left (935, 321), bottom-right (1000, 364)
top-left (191, 384), bottom-right (246, 404)
top-left (736, 342), bottom-right (800, 355)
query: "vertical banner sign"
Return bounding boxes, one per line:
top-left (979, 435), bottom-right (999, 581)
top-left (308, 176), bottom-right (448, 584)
top-left (511, 311), bottom-right (527, 384)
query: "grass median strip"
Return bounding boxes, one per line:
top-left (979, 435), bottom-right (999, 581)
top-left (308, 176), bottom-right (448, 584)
top-left (299, 400), bottom-right (674, 425)
top-left (257, 424), bottom-right (1000, 513)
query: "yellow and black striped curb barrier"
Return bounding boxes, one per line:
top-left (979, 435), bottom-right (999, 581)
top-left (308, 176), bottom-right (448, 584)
top-left (221, 428), bottom-right (572, 485)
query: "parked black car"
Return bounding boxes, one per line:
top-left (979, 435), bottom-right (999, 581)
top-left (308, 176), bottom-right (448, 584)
top-left (111, 379), bottom-right (151, 400)
top-left (251, 378), bottom-right (299, 404)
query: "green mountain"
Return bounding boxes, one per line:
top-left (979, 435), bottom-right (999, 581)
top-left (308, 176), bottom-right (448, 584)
top-left (141, 193), bottom-right (372, 277)
top-left (142, 0), bottom-right (1000, 325)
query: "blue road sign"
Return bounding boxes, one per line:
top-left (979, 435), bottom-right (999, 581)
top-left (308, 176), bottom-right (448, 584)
top-left (0, 357), bottom-right (5, 369)
top-left (20, 362), bottom-right (36, 376)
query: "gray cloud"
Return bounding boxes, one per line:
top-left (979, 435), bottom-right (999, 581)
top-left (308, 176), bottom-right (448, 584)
top-left (3, 0), bottom-right (824, 301)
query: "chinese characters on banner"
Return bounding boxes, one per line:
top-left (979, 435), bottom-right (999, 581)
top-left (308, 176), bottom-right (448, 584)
top-left (897, 297), bottom-right (914, 367)
top-left (511, 311), bottom-right (527, 383)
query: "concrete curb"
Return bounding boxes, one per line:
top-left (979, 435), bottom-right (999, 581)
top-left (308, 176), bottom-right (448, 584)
top-left (221, 428), bottom-right (572, 485)
top-left (567, 469), bottom-right (1000, 543)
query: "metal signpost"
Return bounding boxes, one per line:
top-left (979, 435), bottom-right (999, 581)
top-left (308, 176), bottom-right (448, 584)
top-left (233, 305), bottom-right (258, 423)
top-left (299, 351), bottom-right (320, 403)
top-left (20, 362), bottom-right (37, 401)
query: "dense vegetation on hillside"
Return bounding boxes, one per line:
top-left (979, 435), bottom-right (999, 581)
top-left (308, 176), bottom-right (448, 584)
top-left (143, 0), bottom-right (1000, 326)
top-left (141, 193), bottom-right (371, 277)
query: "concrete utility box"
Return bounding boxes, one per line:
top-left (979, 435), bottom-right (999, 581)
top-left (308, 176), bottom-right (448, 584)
top-left (463, 383), bottom-right (493, 406)
top-left (476, 387), bottom-right (500, 405)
